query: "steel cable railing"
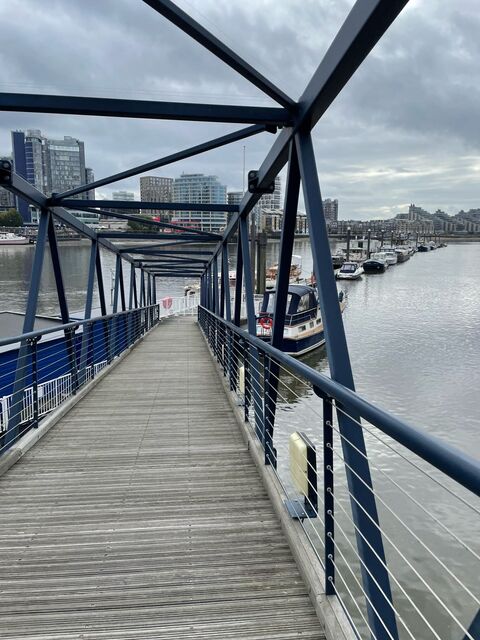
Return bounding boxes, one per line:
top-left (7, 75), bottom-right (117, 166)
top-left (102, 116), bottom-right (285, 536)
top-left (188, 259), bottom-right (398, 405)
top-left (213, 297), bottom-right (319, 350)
top-left (0, 316), bottom-right (147, 442)
top-left (198, 305), bottom-right (480, 640)
top-left (0, 304), bottom-right (160, 449)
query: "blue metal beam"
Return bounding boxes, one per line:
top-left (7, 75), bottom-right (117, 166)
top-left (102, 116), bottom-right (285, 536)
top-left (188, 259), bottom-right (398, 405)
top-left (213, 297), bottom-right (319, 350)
top-left (56, 207), bottom-right (222, 239)
top-left (79, 240), bottom-right (97, 384)
top-left (0, 92), bottom-right (290, 125)
top-left (5, 209), bottom-right (50, 446)
top-left (221, 244), bottom-right (231, 322)
top-left (296, 130), bottom-right (398, 640)
top-left (141, 0), bottom-right (295, 109)
top-left (264, 141), bottom-right (300, 466)
top-left (63, 200), bottom-right (236, 214)
top-left (52, 124), bottom-right (268, 199)
top-left (96, 231), bottom-right (220, 241)
top-left (118, 241), bottom-right (212, 253)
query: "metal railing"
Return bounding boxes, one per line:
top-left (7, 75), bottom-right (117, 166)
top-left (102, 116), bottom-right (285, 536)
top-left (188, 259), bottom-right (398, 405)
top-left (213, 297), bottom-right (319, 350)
top-left (158, 294), bottom-right (199, 318)
top-left (0, 304), bottom-right (160, 451)
top-left (198, 305), bottom-right (480, 640)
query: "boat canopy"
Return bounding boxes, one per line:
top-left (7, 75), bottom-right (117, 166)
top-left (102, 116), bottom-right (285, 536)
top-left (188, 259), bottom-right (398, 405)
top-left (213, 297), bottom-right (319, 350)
top-left (260, 285), bottom-right (318, 316)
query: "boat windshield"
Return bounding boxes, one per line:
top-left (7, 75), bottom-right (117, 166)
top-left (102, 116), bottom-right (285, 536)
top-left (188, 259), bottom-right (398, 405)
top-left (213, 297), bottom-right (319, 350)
top-left (341, 263), bottom-right (357, 273)
top-left (265, 293), bottom-right (293, 314)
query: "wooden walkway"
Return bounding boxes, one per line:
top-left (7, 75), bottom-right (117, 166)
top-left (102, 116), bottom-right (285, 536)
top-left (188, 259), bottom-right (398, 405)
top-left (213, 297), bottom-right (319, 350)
top-left (0, 317), bottom-right (324, 639)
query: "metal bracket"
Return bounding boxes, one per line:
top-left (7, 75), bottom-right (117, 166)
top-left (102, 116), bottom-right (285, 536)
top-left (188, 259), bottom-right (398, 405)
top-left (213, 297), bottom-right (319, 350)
top-left (248, 170), bottom-right (275, 194)
top-left (285, 499), bottom-right (317, 521)
top-left (0, 159), bottom-right (12, 185)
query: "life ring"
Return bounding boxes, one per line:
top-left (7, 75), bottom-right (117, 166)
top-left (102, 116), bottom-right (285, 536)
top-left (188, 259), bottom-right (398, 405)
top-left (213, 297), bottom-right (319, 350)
top-left (259, 316), bottom-right (273, 330)
top-left (162, 296), bottom-right (173, 309)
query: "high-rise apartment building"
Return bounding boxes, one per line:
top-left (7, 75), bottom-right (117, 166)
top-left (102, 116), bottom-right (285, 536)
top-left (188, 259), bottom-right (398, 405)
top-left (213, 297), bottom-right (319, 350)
top-left (227, 191), bottom-right (243, 207)
top-left (173, 173), bottom-right (227, 233)
top-left (140, 176), bottom-right (173, 217)
top-left (11, 129), bottom-right (93, 222)
top-left (44, 135), bottom-right (86, 196)
top-left (408, 203), bottom-right (429, 221)
top-left (259, 176), bottom-right (282, 211)
top-left (323, 198), bottom-right (338, 223)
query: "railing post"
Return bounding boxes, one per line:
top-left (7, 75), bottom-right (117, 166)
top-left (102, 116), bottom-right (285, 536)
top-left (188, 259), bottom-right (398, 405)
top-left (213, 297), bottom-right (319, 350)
top-left (65, 327), bottom-right (79, 394)
top-left (244, 341), bottom-right (251, 423)
top-left (324, 396), bottom-right (335, 595)
top-left (27, 337), bottom-right (39, 428)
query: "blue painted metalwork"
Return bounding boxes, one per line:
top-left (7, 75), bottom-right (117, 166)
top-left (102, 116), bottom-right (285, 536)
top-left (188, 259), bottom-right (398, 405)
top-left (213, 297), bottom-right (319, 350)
top-left (0, 92), bottom-right (289, 125)
top-left (5, 209), bottom-right (50, 447)
top-left (296, 130), bottom-right (398, 640)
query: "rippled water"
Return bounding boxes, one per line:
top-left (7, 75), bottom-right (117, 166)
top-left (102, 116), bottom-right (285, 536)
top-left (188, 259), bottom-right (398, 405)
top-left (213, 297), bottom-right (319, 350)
top-left (0, 239), bottom-right (479, 638)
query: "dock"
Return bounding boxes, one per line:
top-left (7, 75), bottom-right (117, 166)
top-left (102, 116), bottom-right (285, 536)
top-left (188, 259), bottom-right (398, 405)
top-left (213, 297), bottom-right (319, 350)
top-left (0, 318), bottom-right (324, 640)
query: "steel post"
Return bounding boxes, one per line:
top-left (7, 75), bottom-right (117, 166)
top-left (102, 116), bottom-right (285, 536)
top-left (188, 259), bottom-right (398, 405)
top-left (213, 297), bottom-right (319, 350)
top-left (296, 130), bottom-right (398, 640)
top-left (5, 209), bottom-right (50, 447)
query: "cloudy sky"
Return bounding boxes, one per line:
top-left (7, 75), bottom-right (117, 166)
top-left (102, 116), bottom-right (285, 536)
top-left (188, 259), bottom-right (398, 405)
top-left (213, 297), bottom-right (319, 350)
top-left (0, 0), bottom-right (479, 219)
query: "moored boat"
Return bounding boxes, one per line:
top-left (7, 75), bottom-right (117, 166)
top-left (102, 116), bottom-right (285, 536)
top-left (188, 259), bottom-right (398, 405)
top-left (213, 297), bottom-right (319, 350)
top-left (363, 252), bottom-right (388, 273)
top-left (265, 255), bottom-right (302, 289)
top-left (417, 244), bottom-right (430, 252)
top-left (336, 261), bottom-right (364, 280)
top-left (256, 285), bottom-right (346, 356)
top-left (382, 249), bottom-right (398, 265)
top-left (0, 232), bottom-right (29, 245)
top-left (395, 247), bottom-right (410, 263)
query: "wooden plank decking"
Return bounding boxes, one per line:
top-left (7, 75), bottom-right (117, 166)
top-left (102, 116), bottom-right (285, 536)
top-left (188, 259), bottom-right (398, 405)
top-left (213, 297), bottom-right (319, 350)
top-left (0, 317), bottom-right (324, 639)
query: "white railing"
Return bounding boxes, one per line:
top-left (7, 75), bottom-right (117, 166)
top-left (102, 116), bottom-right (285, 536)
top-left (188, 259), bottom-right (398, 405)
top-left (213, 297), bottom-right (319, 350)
top-left (0, 361), bottom-right (108, 433)
top-left (159, 294), bottom-right (199, 318)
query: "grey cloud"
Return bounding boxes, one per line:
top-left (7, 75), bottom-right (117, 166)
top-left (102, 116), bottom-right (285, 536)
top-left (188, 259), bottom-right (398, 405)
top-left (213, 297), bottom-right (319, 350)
top-left (0, 0), bottom-right (478, 218)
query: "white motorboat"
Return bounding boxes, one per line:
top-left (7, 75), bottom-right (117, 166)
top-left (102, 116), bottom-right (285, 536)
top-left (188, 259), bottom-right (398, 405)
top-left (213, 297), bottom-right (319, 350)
top-left (0, 232), bottom-right (29, 245)
top-left (394, 247), bottom-right (410, 263)
top-left (336, 261), bottom-right (364, 280)
top-left (382, 249), bottom-right (398, 265)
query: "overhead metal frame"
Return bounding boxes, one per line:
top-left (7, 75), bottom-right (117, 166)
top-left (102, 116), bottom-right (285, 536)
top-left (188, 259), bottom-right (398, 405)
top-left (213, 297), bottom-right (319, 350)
top-left (0, 2), bottom-right (415, 637)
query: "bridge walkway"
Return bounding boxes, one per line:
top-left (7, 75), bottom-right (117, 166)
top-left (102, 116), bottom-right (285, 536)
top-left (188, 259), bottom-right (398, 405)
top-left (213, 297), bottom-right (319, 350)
top-left (0, 317), bottom-right (324, 639)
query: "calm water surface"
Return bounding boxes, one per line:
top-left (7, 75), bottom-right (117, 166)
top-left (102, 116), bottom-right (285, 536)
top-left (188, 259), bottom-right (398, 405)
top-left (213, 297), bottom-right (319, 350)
top-left (0, 240), bottom-right (479, 638)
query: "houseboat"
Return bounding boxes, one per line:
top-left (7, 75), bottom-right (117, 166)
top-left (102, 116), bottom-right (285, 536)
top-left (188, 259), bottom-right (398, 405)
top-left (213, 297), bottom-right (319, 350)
top-left (256, 285), bottom-right (346, 356)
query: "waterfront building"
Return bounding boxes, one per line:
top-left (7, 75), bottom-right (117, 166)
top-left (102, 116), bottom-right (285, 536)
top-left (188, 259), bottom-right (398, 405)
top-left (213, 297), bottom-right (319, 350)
top-left (408, 203), bottom-right (430, 221)
top-left (173, 173), bottom-right (227, 233)
top-left (85, 167), bottom-right (95, 200)
top-left (111, 190), bottom-right (138, 215)
top-left (11, 129), bottom-right (93, 222)
top-left (227, 191), bottom-right (243, 223)
top-left (323, 198), bottom-right (338, 223)
top-left (140, 176), bottom-right (173, 217)
top-left (67, 208), bottom-right (100, 227)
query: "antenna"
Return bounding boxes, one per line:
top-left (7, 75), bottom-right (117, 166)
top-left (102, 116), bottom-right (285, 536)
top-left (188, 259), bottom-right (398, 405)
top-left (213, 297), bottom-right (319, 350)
top-left (242, 145), bottom-right (246, 194)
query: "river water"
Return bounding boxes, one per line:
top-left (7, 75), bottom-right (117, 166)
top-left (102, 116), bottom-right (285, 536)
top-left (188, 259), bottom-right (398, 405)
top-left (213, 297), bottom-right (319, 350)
top-left (0, 239), bottom-right (479, 638)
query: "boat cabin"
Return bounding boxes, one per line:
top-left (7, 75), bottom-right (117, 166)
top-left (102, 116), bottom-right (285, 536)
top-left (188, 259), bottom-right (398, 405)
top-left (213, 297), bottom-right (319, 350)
top-left (258, 285), bottom-right (319, 327)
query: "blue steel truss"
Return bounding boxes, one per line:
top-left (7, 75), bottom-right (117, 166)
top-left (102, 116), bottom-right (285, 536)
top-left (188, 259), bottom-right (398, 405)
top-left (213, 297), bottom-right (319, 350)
top-left (1, 2), bottom-right (479, 639)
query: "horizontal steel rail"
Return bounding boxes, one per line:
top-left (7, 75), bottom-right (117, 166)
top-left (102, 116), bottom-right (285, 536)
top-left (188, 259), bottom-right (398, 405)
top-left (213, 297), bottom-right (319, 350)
top-left (0, 304), bottom-right (159, 348)
top-left (198, 305), bottom-right (480, 498)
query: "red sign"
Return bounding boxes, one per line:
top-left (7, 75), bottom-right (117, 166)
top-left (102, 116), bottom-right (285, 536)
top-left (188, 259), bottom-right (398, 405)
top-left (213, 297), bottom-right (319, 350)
top-left (162, 296), bottom-right (173, 309)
